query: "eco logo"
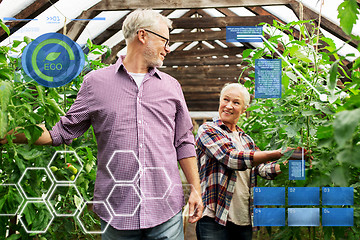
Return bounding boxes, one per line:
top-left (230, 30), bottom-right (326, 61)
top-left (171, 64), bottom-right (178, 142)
top-left (22, 32), bottom-right (85, 88)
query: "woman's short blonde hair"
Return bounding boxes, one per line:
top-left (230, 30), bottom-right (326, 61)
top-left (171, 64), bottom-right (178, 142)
top-left (220, 83), bottom-right (250, 107)
top-left (122, 9), bottom-right (172, 44)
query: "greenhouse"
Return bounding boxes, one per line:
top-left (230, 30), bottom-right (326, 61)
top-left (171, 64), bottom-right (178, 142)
top-left (0, 0), bottom-right (359, 239)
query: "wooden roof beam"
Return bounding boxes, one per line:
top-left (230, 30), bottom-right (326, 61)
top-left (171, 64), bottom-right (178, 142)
top-left (90, 0), bottom-right (296, 11)
top-left (0, 0), bottom-right (60, 41)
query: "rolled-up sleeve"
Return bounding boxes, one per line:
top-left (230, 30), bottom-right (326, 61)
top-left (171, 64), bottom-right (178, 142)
top-left (49, 78), bottom-right (92, 146)
top-left (173, 82), bottom-right (196, 160)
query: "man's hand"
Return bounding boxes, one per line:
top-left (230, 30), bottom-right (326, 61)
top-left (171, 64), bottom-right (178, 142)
top-left (187, 187), bottom-right (204, 223)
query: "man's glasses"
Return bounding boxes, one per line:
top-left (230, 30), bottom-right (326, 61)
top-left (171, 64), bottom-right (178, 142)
top-left (140, 29), bottom-right (169, 48)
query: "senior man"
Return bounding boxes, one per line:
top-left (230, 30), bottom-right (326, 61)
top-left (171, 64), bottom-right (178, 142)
top-left (195, 83), bottom-right (307, 240)
top-left (1, 9), bottom-right (203, 240)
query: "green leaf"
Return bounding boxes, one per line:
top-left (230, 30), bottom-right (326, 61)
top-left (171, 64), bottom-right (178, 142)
top-left (328, 60), bottom-right (339, 91)
top-left (0, 81), bottom-right (13, 111)
top-left (337, 0), bottom-right (359, 35)
top-left (246, 105), bottom-right (261, 111)
top-left (242, 49), bottom-right (253, 58)
top-left (0, 110), bottom-right (7, 138)
top-left (316, 125), bottom-right (333, 140)
top-left (17, 147), bottom-right (43, 160)
top-left (331, 165), bottom-right (349, 187)
top-left (45, 52), bottom-right (61, 61)
top-left (285, 124), bottom-right (297, 138)
top-left (0, 20), bottom-right (10, 35)
top-left (23, 36), bottom-right (32, 44)
top-left (333, 108), bottom-right (360, 147)
top-left (6, 234), bottom-right (21, 240)
top-left (74, 194), bottom-right (82, 210)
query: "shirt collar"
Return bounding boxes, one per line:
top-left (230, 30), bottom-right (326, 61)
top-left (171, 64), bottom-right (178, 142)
top-left (115, 55), bottom-right (162, 80)
top-left (212, 117), bottom-right (243, 133)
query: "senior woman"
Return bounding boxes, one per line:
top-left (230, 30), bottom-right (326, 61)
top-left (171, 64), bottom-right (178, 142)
top-left (195, 83), bottom-right (303, 240)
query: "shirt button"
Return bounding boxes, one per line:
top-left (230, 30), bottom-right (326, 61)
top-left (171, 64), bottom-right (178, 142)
top-left (138, 120), bottom-right (142, 124)
top-left (139, 143), bottom-right (143, 148)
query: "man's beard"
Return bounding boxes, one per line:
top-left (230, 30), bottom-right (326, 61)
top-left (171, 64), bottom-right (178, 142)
top-left (144, 42), bottom-right (163, 68)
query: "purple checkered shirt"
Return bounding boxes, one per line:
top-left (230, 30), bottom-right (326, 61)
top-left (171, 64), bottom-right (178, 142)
top-left (49, 56), bottom-right (196, 230)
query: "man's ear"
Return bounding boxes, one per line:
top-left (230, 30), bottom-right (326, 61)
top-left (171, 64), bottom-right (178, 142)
top-left (137, 30), bottom-right (146, 44)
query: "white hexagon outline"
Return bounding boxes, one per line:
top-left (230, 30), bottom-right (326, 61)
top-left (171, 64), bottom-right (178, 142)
top-left (137, 167), bottom-right (172, 200)
top-left (47, 150), bottom-right (83, 184)
top-left (165, 183), bottom-right (202, 218)
top-left (106, 150), bottom-right (142, 183)
top-left (18, 200), bottom-right (54, 234)
top-left (17, 167), bottom-right (54, 200)
top-left (0, 183), bottom-right (25, 216)
top-left (76, 201), bottom-right (113, 234)
top-left (47, 183), bottom-right (84, 217)
top-left (106, 183), bottom-right (142, 217)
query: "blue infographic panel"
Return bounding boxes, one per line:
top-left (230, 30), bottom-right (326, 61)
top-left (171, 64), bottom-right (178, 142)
top-left (322, 187), bottom-right (353, 205)
top-left (253, 187), bottom-right (285, 206)
top-left (255, 59), bottom-right (282, 98)
top-left (226, 26), bottom-right (263, 42)
top-left (288, 187), bottom-right (319, 205)
top-left (322, 208), bottom-right (353, 226)
top-left (253, 208), bottom-right (285, 226)
top-left (289, 160), bottom-right (305, 180)
top-left (288, 208), bottom-right (320, 226)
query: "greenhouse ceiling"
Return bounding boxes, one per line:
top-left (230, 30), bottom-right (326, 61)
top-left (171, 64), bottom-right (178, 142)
top-left (0, 0), bottom-right (359, 112)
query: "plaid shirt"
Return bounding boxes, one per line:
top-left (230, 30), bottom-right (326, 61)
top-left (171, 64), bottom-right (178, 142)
top-left (195, 118), bottom-right (279, 230)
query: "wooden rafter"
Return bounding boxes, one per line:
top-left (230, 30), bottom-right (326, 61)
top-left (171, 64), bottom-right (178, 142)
top-left (89, 0), bottom-right (296, 11)
top-left (0, 0), bottom-right (60, 41)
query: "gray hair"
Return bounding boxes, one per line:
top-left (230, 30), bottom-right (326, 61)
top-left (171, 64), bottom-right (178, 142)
top-left (122, 9), bottom-right (172, 44)
top-left (220, 83), bottom-right (250, 107)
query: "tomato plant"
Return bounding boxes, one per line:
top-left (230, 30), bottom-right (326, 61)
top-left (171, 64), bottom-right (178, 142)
top-left (239, 18), bottom-right (360, 239)
top-left (0, 20), bottom-right (110, 239)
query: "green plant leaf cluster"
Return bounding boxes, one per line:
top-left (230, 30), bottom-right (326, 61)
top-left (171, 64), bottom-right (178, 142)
top-left (241, 19), bottom-right (360, 239)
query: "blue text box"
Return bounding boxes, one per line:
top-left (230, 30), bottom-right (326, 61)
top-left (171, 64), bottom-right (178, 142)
top-left (253, 208), bottom-right (285, 226)
top-left (322, 187), bottom-right (353, 205)
top-left (322, 208), bottom-right (353, 226)
top-left (226, 26), bottom-right (263, 42)
top-left (289, 160), bottom-right (305, 180)
top-left (288, 187), bottom-right (319, 205)
top-left (253, 187), bottom-right (285, 205)
top-left (255, 59), bottom-right (282, 99)
top-left (288, 208), bottom-right (320, 226)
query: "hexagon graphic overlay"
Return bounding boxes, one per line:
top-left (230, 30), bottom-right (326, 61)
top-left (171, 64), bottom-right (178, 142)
top-left (106, 150), bottom-right (141, 183)
top-left (18, 167), bottom-right (54, 200)
top-left (139, 167), bottom-right (171, 199)
top-left (77, 201), bottom-right (113, 234)
top-left (47, 150), bottom-right (83, 183)
top-left (0, 183), bottom-right (25, 216)
top-left (106, 184), bottom-right (142, 217)
top-left (47, 183), bottom-right (84, 217)
top-left (18, 200), bottom-right (54, 234)
top-left (166, 183), bottom-right (202, 218)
